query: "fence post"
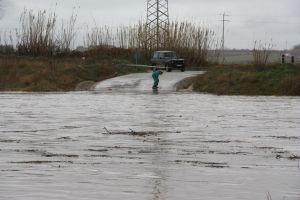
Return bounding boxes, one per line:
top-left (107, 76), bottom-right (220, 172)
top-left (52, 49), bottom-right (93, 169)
top-left (291, 56), bottom-right (295, 64)
top-left (282, 54), bottom-right (285, 64)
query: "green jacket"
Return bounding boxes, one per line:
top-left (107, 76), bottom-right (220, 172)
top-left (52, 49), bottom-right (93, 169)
top-left (152, 70), bottom-right (161, 81)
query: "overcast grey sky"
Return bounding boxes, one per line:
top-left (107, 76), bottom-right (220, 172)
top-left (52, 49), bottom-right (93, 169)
top-left (0, 0), bottom-right (299, 49)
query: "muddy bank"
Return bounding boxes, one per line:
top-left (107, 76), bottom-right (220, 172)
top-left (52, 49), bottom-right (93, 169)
top-left (175, 76), bottom-right (199, 91)
top-left (75, 81), bottom-right (96, 91)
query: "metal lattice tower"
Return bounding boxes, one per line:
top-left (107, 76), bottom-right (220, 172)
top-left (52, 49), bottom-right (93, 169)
top-left (146, 0), bottom-right (169, 50)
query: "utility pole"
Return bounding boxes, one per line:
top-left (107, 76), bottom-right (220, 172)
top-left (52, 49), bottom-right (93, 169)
top-left (146, 0), bottom-right (169, 51)
top-left (221, 13), bottom-right (229, 65)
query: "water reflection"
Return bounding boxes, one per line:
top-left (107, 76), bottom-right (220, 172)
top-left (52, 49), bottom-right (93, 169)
top-left (152, 89), bottom-right (159, 95)
top-left (150, 140), bottom-right (167, 200)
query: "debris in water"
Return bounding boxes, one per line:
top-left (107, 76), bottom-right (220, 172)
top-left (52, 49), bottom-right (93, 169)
top-left (268, 136), bottom-right (300, 140)
top-left (174, 160), bottom-right (229, 168)
top-left (10, 161), bottom-right (73, 164)
top-left (202, 140), bottom-right (231, 143)
top-left (0, 139), bottom-right (21, 143)
top-left (86, 149), bottom-right (109, 152)
top-left (41, 152), bottom-right (79, 158)
top-left (56, 136), bottom-right (72, 140)
top-left (103, 127), bottom-right (159, 137)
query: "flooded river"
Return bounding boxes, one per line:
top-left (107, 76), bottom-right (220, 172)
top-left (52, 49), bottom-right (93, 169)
top-left (0, 73), bottom-right (300, 200)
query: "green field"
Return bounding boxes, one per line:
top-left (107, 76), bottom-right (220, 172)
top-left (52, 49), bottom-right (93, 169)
top-left (221, 50), bottom-right (285, 65)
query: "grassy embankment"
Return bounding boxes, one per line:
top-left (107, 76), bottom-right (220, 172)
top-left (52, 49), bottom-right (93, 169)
top-left (0, 55), bottom-right (146, 92)
top-left (193, 64), bottom-right (300, 96)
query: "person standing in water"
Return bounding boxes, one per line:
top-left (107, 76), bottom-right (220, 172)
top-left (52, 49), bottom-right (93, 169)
top-left (152, 68), bottom-right (163, 89)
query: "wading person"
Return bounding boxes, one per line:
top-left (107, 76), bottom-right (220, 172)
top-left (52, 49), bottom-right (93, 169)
top-left (152, 68), bottom-right (163, 89)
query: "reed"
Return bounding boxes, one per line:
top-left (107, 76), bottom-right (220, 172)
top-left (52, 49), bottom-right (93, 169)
top-left (57, 11), bottom-right (77, 52)
top-left (15, 9), bottom-right (77, 56)
top-left (84, 21), bottom-right (219, 66)
top-left (16, 9), bottom-right (57, 56)
top-left (2, 9), bottom-right (219, 66)
top-left (252, 40), bottom-right (274, 68)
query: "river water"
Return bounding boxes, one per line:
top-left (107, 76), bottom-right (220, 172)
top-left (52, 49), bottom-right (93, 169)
top-left (0, 73), bottom-right (300, 200)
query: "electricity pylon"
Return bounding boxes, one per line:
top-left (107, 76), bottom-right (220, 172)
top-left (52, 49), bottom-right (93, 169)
top-left (146, 0), bottom-right (169, 50)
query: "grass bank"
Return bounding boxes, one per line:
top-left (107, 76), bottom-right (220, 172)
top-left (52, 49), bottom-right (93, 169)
top-left (193, 64), bottom-right (300, 96)
top-left (0, 55), bottom-right (146, 92)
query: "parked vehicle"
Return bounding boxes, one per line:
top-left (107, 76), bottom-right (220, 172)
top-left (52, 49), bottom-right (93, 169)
top-left (151, 51), bottom-right (185, 72)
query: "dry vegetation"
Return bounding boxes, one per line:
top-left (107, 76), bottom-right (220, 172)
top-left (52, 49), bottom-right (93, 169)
top-left (84, 21), bottom-right (219, 66)
top-left (0, 55), bottom-right (146, 92)
top-left (1, 9), bottom-right (219, 65)
top-left (15, 9), bottom-right (77, 56)
top-left (193, 64), bottom-right (300, 96)
top-left (252, 40), bottom-right (274, 68)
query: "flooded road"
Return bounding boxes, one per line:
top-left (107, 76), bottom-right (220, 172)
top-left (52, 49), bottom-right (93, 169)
top-left (0, 73), bottom-right (300, 200)
top-left (94, 71), bottom-right (203, 92)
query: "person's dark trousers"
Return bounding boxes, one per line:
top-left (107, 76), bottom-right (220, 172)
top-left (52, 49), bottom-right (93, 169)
top-left (152, 79), bottom-right (159, 89)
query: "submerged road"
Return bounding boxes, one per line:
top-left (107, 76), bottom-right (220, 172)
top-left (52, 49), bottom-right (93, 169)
top-left (94, 71), bottom-right (204, 92)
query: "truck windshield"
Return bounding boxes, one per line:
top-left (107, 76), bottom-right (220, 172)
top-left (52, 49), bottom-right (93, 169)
top-left (164, 52), bottom-right (177, 58)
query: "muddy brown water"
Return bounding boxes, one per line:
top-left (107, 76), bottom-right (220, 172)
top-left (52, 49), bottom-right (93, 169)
top-left (0, 74), bottom-right (300, 200)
